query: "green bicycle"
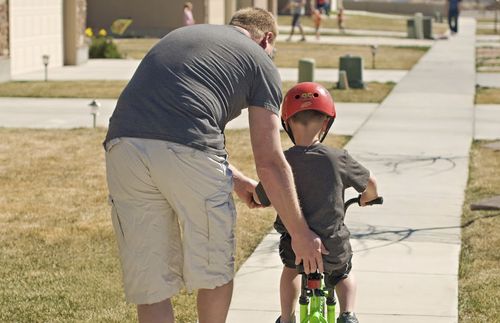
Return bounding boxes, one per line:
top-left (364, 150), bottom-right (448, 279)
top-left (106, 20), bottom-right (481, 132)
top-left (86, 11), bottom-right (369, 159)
top-left (297, 195), bottom-right (383, 323)
top-left (255, 185), bottom-right (383, 323)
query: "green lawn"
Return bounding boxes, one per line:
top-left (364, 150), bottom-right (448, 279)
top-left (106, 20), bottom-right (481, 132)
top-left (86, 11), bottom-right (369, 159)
top-left (114, 36), bottom-right (429, 70)
top-left (0, 80), bottom-right (395, 103)
top-left (459, 140), bottom-right (500, 322)
top-left (0, 127), bottom-right (348, 322)
top-left (278, 14), bottom-right (449, 35)
top-left (475, 87), bottom-right (500, 104)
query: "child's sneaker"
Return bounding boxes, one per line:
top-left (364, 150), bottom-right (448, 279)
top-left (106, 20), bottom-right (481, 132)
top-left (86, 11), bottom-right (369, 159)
top-left (337, 312), bottom-right (359, 323)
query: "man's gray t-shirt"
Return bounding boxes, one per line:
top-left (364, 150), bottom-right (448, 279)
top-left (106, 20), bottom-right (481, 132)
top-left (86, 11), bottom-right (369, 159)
top-left (105, 24), bottom-right (282, 155)
top-left (274, 143), bottom-right (370, 272)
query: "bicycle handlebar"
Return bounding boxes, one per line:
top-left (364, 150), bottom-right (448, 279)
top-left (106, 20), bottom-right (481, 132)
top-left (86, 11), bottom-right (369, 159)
top-left (255, 182), bottom-right (383, 212)
top-left (344, 195), bottom-right (383, 212)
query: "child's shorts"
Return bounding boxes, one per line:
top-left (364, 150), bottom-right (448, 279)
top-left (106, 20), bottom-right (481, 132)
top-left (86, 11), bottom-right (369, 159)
top-left (279, 233), bottom-right (352, 288)
top-left (105, 137), bottom-right (236, 305)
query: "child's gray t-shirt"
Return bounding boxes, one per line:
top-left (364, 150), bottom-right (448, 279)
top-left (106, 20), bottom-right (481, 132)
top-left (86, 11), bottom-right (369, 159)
top-left (104, 24), bottom-right (282, 156)
top-left (274, 143), bottom-right (370, 271)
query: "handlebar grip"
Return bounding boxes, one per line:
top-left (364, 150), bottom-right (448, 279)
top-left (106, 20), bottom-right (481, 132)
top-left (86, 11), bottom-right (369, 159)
top-left (365, 196), bottom-right (384, 206)
top-left (255, 182), bottom-right (271, 207)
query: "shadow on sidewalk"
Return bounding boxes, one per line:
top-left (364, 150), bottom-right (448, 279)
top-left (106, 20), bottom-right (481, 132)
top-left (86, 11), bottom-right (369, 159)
top-left (351, 212), bottom-right (499, 251)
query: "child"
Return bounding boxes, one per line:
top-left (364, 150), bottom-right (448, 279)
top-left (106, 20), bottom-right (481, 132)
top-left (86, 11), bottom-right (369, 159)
top-left (312, 9), bottom-right (322, 40)
top-left (183, 2), bottom-right (195, 26)
top-left (256, 82), bottom-right (379, 323)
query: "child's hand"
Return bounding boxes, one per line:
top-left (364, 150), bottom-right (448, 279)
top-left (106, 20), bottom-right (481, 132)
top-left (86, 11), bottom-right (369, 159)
top-left (252, 191), bottom-right (261, 205)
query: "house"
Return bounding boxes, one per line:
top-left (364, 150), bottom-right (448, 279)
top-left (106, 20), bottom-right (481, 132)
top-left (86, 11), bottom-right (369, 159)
top-left (86, 0), bottom-right (277, 38)
top-left (0, 0), bottom-right (88, 82)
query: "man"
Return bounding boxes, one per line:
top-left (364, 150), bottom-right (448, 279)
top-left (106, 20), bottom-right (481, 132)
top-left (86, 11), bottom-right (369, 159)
top-left (447, 0), bottom-right (462, 34)
top-left (104, 8), bottom-right (327, 323)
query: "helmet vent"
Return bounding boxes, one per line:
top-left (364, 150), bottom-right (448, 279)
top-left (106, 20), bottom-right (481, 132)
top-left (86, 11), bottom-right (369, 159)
top-left (295, 95), bottom-right (300, 99)
top-left (313, 93), bottom-right (319, 97)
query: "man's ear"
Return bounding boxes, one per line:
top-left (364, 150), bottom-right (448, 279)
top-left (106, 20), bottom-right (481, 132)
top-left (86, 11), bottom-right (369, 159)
top-left (259, 32), bottom-right (274, 49)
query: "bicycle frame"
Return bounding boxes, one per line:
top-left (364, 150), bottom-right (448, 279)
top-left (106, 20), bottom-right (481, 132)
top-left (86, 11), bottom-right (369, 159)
top-left (299, 272), bottom-right (336, 323)
top-left (298, 195), bottom-right (384, 323)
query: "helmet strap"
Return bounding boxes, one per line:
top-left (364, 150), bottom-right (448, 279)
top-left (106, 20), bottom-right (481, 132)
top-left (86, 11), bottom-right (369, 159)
top-left (319, 117), bottom-right (335, 142)
top-left (281, 119), bottom-right (296, 144)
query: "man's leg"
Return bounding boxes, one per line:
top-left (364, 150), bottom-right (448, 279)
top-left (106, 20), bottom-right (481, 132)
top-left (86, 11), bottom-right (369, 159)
top-left (138, 299), bottom-right (175, 323)
top-left (197, 280), bottom-right (234, 323)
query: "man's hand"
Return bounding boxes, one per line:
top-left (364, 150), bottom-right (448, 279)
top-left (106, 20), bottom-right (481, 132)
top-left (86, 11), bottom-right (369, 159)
top-left (292, 230), bottom-right (329, 274)
top-left (230, 164), bottom-right (262, 209)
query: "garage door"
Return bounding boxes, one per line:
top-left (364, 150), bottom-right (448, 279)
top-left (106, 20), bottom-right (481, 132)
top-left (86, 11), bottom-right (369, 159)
top-left (9, 0), bottom-right (63, 75)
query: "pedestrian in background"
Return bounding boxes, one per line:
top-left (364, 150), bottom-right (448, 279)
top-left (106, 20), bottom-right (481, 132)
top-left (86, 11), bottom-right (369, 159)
top-left (447, 0), bottom-right (462, 34)
top-left (183, 2), bottom-right (195, 26)
top-left (284, 0), bottom-right (307, 41)
top-left (312, 9), bottom-right (322, 39)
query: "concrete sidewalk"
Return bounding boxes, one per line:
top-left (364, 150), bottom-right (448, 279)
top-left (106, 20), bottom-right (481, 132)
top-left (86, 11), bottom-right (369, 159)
top-left (227, 17), bottom-right (477, 323)
top-left (0, 97), bottom-right (376, 137)
top-left (11, 58), bottom-right (406, 84)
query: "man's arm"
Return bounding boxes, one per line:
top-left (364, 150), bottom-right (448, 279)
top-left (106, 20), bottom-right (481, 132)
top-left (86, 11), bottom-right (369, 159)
top-left (228, 163), bottom-right (261, 209)
top-left (248, 106), bottom-right (328, 274)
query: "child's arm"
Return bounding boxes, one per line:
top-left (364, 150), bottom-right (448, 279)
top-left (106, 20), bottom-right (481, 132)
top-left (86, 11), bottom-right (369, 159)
top-left (359, 173), bottom-right (379, 206)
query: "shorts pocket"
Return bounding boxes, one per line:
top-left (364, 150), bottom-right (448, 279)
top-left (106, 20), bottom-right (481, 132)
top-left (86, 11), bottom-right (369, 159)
top-left (205, 192), bottom-right (236, 273)
top-left (109, 196), bottom-right (125, 245)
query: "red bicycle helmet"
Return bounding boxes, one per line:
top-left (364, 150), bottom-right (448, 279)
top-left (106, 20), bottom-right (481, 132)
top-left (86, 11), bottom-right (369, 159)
top-left (281, 82), bottom-right (336, 143)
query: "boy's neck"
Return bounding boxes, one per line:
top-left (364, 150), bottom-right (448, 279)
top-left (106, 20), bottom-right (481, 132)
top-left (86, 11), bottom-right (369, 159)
top-left (293, 135), bottom-right (320, 147)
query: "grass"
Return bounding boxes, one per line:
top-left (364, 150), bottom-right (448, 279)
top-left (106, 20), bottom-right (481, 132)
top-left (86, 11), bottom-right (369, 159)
top-left (114, 38), bottom-right (160, 59)
top-left (0, 80), bottom-right (395, 103)
top-left (0, 81), bottom-right (127, 99)
top-left (0, 128), bottom-right (348, 322)
top-left (459, 140), bottom-right (500, 322)
top-left (278, 14), bottom-right (449, 35)
top-left (475, 87), bottom-right (500, 104)
top-left (114, 35), bottom-right (429, 70)
top-left (283, 81), bottom-right (395, 103)
top-left (274, 42), bottom-right (428, 69)
top-left (476, 47), bottom-right (500, 72)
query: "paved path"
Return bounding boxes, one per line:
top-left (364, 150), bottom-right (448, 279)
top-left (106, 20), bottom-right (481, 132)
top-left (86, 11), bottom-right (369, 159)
top-left (0, 97), bottom-right (375, 136)
top-left (228, 17), bottom-right (477, 323)
top-left (11, 58), bottom-right (407, 84)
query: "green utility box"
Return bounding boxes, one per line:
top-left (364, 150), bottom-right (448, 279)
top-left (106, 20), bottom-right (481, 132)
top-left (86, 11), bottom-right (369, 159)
top-left (338, 55), bottom-right (364, 89)
top-left (407, 17), bottom-right (433, 39)
top-left (298, 58), bottom-right (315, 82)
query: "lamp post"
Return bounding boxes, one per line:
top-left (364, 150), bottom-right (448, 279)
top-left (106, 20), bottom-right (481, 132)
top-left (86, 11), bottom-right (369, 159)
top-left (370, 45), bottom-right (378, 69)
top-left (89, 99), bottom-right (101, 128)
top-left (42, 55), bottom-right (50, 82)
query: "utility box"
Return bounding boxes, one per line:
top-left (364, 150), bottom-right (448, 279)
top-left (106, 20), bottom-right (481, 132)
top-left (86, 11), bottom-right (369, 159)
top-left (298, 58), bottom-right (315, 82)
top-left (423, 17), bottom-right (433, 39)
top-left (338, 55), bottom-right (364, 89)
top-left (407, 17), bottom-right (433, 39)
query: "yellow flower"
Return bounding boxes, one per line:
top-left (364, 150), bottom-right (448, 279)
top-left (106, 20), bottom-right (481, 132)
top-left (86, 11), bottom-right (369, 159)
top-left (98, 29), bottom-right (107, 37)
top-left (85, 27), bottom-right (93, 37)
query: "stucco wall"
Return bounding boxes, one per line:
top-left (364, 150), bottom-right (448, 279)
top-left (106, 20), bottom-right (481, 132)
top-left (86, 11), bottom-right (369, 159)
top-left (87, 0), bottom-right (275, 37)
top-left (0, 0), bottom-right (8, 58)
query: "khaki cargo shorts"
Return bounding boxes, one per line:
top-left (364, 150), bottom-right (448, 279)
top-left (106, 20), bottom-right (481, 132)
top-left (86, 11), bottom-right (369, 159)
top-left (105, 137), bottom-right (236, 305)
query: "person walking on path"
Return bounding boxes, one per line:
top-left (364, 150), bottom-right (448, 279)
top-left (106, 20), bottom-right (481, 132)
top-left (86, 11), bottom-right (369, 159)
top-left (258, 83), bottom-right (379, 323)
top-left (447, 0), bottom-right (462, 34)
top-left (312, 9), bottom-right (322, 39)
top-left (104, 8), bottom-right (327, 323)
top-left (183, 2), bottom-right (195, 26)
top-left (285, 0), bottom-right (307, 41)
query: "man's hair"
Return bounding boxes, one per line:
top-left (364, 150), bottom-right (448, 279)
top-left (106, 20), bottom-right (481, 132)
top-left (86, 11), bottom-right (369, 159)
top-left (290, 110), bottom-right (327, 125)
top-left (229, 8), bottom-right (278, 43)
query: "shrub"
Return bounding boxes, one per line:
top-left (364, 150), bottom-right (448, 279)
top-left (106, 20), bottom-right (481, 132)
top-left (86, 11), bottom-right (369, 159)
top-left (87, 28), bottom-right (122, 59)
